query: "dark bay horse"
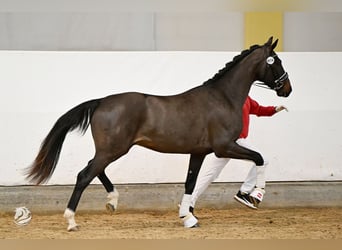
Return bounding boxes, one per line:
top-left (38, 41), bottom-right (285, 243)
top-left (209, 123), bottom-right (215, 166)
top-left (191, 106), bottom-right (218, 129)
top-left (26, 37), bottom-right (292, 231)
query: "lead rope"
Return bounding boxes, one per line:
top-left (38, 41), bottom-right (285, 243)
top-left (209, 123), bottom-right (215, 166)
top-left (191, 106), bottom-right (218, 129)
top-left (253, 81), bottom-right (273, 90)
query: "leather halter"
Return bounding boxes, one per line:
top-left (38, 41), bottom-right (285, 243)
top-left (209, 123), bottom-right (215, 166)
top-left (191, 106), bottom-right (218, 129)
top-left (254, 55), bottom-right (289, 90)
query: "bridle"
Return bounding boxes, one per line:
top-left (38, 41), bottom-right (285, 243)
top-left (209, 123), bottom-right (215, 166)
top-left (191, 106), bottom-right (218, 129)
top-left (254, 54), bottom-right (289, 91)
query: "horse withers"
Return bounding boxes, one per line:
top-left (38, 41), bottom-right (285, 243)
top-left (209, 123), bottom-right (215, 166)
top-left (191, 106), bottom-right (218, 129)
top-left (26, 37), bottom-right (291, 231)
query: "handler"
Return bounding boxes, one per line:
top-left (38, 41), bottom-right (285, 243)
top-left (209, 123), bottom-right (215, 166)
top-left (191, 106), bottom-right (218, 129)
top-left (179, 95), bottom-right (287, 227)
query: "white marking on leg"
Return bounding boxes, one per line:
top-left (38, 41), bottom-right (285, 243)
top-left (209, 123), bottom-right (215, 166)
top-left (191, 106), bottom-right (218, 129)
top-left (182, 213), bottom-right (198, 228)
top-left (106, 188), bottom-right (119, 210)
top-left (63, 208), bottom-right (79, 231)
top-left (179, 194), bottom-right (192, 218)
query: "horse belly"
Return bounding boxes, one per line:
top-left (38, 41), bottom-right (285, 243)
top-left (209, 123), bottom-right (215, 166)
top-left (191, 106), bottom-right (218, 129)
top-left (134, 131), bottom-right (210, 154)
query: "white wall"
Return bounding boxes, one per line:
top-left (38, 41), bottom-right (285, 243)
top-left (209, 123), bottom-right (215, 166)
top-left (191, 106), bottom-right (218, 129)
top-left (2, 11), bottom-right (342, 52)
top-left (0, 51), bottom-right (341, 185)
top-left (0, 12), bottom-right (244, 51)
top-left (284, 12), bottom-right (342, 51)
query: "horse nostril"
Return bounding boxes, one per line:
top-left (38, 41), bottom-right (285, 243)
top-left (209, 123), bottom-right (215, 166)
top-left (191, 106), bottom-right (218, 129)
top-left (277, 90), bottom-right (289, 97)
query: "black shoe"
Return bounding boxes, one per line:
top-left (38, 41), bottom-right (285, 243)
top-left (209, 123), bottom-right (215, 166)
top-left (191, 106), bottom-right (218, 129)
top-left (234, 190), bottom-right (258, 210)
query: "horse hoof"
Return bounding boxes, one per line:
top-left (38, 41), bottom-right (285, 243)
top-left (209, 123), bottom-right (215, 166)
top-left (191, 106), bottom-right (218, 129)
top-left (182, 213), bottom-right (198, 228)
top-left (190, 223), bottom-right (199, 228)
top-left (67, 225), bottom-right (79, 232)
top-left (106, 203), bottom-right (116, 213)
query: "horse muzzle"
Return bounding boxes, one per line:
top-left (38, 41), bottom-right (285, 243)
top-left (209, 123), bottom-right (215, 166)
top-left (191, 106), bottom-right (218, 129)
top-left (276, 79), bottom-right (292, 97)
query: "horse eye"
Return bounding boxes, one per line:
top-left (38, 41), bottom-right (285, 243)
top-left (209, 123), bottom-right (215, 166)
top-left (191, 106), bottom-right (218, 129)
top-left (266, 56), bottom-right (275, 65)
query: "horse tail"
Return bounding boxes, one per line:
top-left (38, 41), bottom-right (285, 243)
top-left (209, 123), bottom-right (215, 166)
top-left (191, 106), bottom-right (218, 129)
top-left (26, 99), bottom-right (101, 184)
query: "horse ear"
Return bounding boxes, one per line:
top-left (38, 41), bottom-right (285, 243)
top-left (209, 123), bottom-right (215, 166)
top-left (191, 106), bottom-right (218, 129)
top-left (265, 36), bottom-right (273, 46)
top-left (271, 39), bottom-right (279, 50)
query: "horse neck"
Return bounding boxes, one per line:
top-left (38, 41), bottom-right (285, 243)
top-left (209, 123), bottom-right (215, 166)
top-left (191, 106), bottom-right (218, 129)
top-left (216, 51), bottom-right (263, 108)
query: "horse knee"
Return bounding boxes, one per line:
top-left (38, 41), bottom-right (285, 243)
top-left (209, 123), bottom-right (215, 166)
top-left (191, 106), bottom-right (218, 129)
top-left (255, 153), bottom-right (264, 166)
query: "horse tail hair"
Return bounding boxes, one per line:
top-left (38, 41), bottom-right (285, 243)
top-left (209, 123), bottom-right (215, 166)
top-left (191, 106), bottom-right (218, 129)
top-left (26, 99), bottom-right (101, 184)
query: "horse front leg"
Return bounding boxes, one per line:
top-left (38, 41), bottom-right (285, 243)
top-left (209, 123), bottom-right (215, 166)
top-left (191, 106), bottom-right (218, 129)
top-left (214, 141), bottom-right (264, 166)
top-left (179, 154), bottom-right (205, 228)
top-left (97, 171), bottom-right (119, 213)
top-left (184, 154), bottom-right (206, 195)
top-left (214, 141), bottom-right (267, 208)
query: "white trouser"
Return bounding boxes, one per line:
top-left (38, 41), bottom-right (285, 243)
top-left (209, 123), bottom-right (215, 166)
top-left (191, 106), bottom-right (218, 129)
top-left (189, 138), bottom-right (268, 208)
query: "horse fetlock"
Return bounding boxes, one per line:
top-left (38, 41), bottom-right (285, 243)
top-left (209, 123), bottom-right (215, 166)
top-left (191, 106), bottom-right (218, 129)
top-left (106, 189), bottom-right (119, 212)
top-left (63, 208), bottom-right (75, 218)
top-left (179, 194), bottom-right (192, 218)
top-left (107, 188), bottom-right (119, 200)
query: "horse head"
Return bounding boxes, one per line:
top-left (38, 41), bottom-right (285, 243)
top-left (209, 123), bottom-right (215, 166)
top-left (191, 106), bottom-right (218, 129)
top-left (257, 37), bottom-right (292, 97)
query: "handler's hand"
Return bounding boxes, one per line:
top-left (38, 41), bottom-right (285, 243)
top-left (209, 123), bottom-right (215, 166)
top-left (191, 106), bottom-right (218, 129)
top-left (275, 105), bottom-right (288, 112)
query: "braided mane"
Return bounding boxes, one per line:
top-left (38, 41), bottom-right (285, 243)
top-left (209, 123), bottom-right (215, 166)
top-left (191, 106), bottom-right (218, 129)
top-left (203, 44), bottom-right (261, 85)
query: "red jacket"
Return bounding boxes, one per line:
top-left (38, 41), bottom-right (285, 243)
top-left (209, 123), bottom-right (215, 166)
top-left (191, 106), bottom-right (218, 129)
top-left (239, 96), bottom-right (276, 138)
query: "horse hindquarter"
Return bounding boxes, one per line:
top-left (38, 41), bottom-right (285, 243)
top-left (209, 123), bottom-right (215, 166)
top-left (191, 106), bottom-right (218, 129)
top-left (90, 93), bottom-right (147, 156)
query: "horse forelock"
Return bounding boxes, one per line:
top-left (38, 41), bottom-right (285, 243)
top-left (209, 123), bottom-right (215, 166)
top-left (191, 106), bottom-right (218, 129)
top-left (203, 44), bottom-right (262, 85)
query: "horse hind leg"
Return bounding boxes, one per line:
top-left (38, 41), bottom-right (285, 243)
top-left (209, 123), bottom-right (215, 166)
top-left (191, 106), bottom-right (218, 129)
top-left (63, 152), bottom-right (124, 231)
top-left (64, 161), bottom-right (96, 231)
top-left (106, 188), bottom-right (119, 212)
top-left (84, 160), bottom-right (119, 213)
top-left (64, 208), bottom-right (79, 232)
top-left (97, 171), bottom-right (119, 213)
